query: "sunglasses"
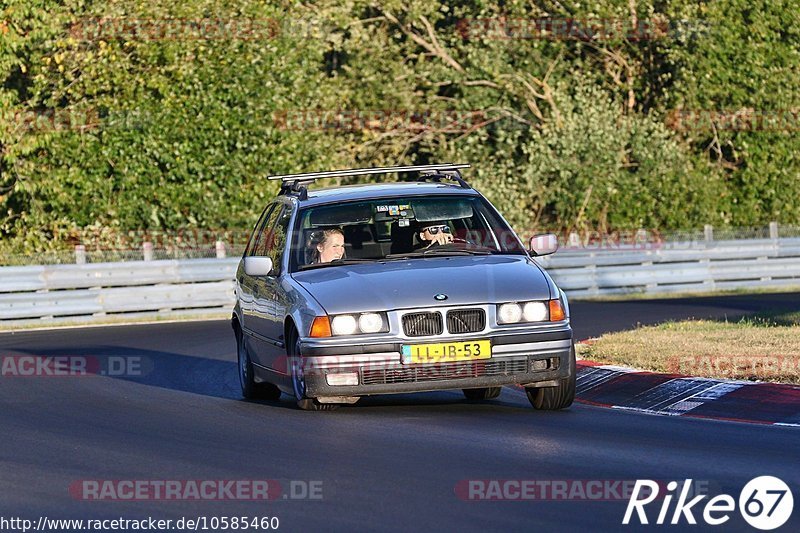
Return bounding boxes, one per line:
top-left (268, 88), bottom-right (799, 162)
top-left (422, 225), bottom-right (451, 235)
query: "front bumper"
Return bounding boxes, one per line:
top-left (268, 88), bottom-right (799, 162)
top-left (299, 327), bottom-right (573, 397)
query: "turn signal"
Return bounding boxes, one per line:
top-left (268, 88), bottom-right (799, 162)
top-left (310, 316), bottom-right (332, 338)
top-left (548, 299), bottom-right (566, 322)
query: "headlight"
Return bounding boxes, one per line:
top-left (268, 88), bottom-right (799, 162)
top-left (329, 312), bottom-right (389, 336)
top-left (498, 299), bottom-right (565, 324)
top-left (331, 315), bottom-right (358, 336)
top-left (358, 313), bottom-right (385, 333)
top-left (523, 301), bottom-right (548, 322)
top-left (498, 303), bottom-right (522, 324)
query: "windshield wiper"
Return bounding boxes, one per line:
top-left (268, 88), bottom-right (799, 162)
top-left (385, 249), bottom-right (492, 260)
top-left (297, 258), bottom-right (381, 271)
top-left (423, 249), bottom-right (491, 256)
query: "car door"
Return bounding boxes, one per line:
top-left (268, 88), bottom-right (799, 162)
top-left (238, 204), bottom-right (274, 330)
top-left (248, 202), bottom-right (292, 371)
top-left (242, 203), bottom-right (280, 368)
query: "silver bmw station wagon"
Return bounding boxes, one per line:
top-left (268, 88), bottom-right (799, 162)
top-left (232, 164), bottom-right (575, 410)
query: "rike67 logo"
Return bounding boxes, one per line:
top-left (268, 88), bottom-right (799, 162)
top-left (623, 476), bottom-right (794, 530)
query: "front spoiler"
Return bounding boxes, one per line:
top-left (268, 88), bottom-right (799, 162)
top-left (305, 365), bottom-right (567, 397)
top-left (299, 328), bottom-right (573, 397)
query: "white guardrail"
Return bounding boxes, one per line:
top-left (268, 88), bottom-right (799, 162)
top-left (536, 237), bottom-right (800, 298)
top-left (0, 258), bottom-right (239, 326)
top-left (1, 238), bottom-right (800, 326)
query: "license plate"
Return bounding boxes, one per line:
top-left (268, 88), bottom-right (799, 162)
top-left (401, 340), bottom-right (491, 364)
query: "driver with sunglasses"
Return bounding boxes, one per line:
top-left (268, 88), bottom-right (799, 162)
top-left (416, 221), bottom-right (454, 248)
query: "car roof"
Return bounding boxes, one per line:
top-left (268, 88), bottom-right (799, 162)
top-left (296, 181), bottom-right (481, 207)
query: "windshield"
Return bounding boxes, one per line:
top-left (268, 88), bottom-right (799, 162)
top-left (290, 195), bottom-right (526, 271)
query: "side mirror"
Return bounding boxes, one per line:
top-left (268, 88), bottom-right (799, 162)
top-left (529, 233), bottom-right (559, 256)
top-left (244, 256), bottom-right (274, 276)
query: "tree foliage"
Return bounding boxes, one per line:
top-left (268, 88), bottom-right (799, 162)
top-left (1, 0), bottom-right (797, 253)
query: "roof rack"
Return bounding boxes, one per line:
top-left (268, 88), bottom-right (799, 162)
top-left (268, 163), bottom-right (471, 200)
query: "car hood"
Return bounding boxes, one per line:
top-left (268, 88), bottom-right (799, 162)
top-left (291, 255), bottom-right (552, 315)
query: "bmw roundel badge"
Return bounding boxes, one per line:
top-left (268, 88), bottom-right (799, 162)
top-left (434, 293), bottom-right (448, 301)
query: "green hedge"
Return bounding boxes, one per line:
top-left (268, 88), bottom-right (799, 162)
top-left (1, 0), bottom-right (797, 254)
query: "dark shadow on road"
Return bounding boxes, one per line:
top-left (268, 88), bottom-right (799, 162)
top-left (10, 345), bottom-right (242, 400)
top-left (7, 345), bottom-right (549, 413)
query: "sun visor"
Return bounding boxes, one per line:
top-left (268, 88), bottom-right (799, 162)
top-left (309, 202), bottom-right (373, 226)
top-left (412, 198), bottom-right (474, 222)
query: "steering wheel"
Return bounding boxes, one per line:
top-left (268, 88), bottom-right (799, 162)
top-left (428, 237), bottom-right (467, 247)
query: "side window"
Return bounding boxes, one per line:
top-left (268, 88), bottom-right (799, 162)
top-left (245, 204), bottom-right (274, 257)
top-left (267, 206), bottom-right (291, 271)
top-left (251, 203), bottom-right (292, 273)
top-left (250, 205), bottom-right (281, 257)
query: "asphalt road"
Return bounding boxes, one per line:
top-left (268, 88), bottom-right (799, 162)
top-left (1, 293), bottom-right (799, 532)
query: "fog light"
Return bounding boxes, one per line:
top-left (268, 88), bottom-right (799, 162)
top-left (326, 372), bottom-right (359, 386)
top-left (531, 359), bottom-right (549, 371)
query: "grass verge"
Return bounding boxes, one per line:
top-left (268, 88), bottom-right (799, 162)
top-left (580, 311), bottom-right (800, 384)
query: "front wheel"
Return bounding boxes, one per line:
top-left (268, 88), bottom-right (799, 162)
top-left (526, 345), bottom-right (576, 410)
top-left (237, 327), bottom-right (281, 401)
top-left (287, 329), bottom-right (339, 411)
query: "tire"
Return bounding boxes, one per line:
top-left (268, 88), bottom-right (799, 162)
top-left (462, 387), bottom-right (502, 400)
top-left (287, 328), bottom-right (339, 411)
top-left (236, 327), bottom-right (281, 401)
top-left (526, 344), bottom-right (576, 410)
